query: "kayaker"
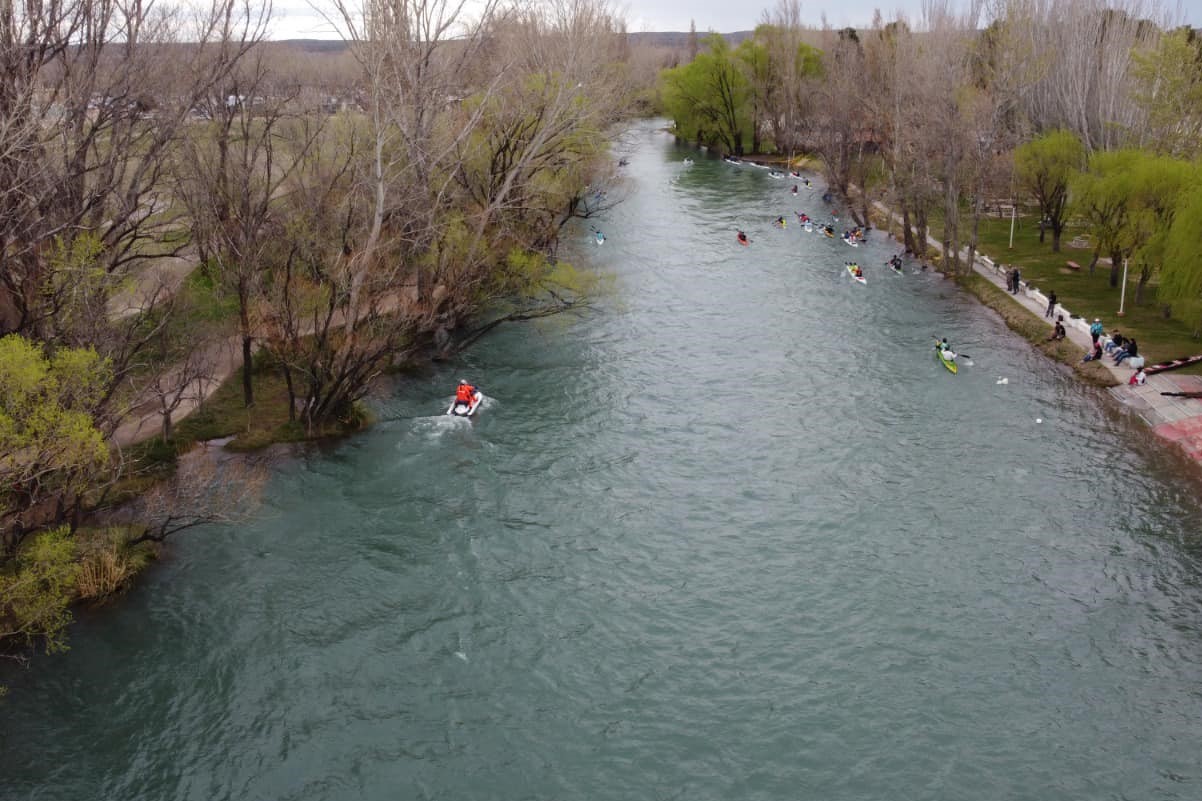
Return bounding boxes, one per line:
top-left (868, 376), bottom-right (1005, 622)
top-left (937, 338), bottom-right (957, 360)
top-left (737, 230), bottom-right (749, 245)
top-left (455, 380), bottom-right (478, 406)
top-left (853, 264), bottom-right (863, 278)
top-left (775, 216), bottom-right (785, 228)
top-left (792, 185), bottom-right (799, 195)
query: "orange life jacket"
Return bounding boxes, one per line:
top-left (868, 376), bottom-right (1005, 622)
top-left (456, 385), bottom-right (475, 403)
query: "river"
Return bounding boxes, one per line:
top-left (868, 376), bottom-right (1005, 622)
top-left (3, 121), bottom-right (1202, 801)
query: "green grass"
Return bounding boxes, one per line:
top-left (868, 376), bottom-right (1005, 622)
top-left (942, 212), bottom-right (1202, 373)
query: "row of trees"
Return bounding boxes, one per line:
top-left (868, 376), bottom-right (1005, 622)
top-left (2, 0), bottom-right (642, 658)
top-left (1016, 131), bottom-right (1202, 324)
top-left (658, 0), bottom-right (1200, 297)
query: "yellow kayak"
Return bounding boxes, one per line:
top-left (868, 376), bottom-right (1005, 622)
top-left (936, 348), bottom-right (958, 374)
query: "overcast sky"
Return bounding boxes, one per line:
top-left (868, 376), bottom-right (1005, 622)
top-left (268, 0), bottom-right (1199, 40)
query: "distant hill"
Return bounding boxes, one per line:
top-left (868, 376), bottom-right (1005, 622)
top-left (625, 31), bottom-right (756, 48)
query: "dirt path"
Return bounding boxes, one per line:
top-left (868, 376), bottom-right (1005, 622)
top-left (112, 334), bottom-right (242, 448)
top-left (106, 250), bottom-right (199, 320)
top-left (111, 288), bottom-right (415, 448)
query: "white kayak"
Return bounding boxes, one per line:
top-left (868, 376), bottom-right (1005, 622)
top-left (804, 221), bottom-right (813, 232)
top-left (843, 236), bottom-right (859, 247)
top-left (447, 391), bottom-right (483, 417)
top-left (847, 265), bottom-right (867, 285)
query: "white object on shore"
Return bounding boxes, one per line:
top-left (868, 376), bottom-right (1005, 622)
top-left (1036, 418), bottom-right (1043, 423)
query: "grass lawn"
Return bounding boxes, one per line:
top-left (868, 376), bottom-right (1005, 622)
top-left (946, 212), bottom-right (1202, 373)
top-left (124, 359), bottom-right (358, 482)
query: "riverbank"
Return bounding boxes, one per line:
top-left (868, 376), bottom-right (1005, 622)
top-left (867, 200), bottom-right (1202, 466)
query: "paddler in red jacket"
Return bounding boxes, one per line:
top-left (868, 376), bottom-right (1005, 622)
top-left (455, 380), bottom-right (478, 406)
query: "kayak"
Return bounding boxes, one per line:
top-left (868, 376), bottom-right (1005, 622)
top-left (447, 391), bottom-right (483, 417)
top-left (936, 349), bottom-right (958, 374)
top-left (594, 232), bottom-right (605, 245)
top-left (683, 158), bottom-right (694, 165)
top-left (843, 236), bottom-right (859, 247)
top-left (804, 221), bottom-right (813, 232)
top-left (768, 170), bottom-right (785, 179)
top-left (889, 261), bottom-right (903, 275)
top-left (847, 265), bottom-right (867, 285)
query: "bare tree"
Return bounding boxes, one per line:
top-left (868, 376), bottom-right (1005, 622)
top-left (122, 450), bottom-right (269, 544)
top-left (176, 52), bottom-right (318, 408)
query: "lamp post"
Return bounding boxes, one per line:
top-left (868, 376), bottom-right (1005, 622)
top-left (1117, 257), bottom-right (1128, 317)
top-left (1008, 166), bottom-right (1016, 250)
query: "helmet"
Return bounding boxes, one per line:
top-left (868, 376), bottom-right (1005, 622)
top-left (459, 379), bottom-right (468, 385)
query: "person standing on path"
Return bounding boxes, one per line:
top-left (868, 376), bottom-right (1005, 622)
top-left (1090, 318), bottom-right (1104, 345)
top-left (1011, 267), bottom-right (1022, 294)
top-left (1045, 290), bottom-right (1057, 318)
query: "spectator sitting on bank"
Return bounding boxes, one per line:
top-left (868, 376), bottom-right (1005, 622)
top-left (1083, 340), bottom-right (1103, 362)
top-left (1105, 330), bottom-right (1125, 353)
top-left (1114, 337), bottom-right (1139, 365)
top-left (1047, 317), bottom-right (1066, 341)
top-left (1129, 366), bottom-right (1147, 385)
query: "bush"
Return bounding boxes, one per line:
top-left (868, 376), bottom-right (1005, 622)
top-left (75, 528), bottom-right (155, 603)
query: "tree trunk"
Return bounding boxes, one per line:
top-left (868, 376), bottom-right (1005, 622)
top-left (241, 334), bottom-right (254, 407)
top-left (162, 412), bottom-right (173, 442)
top-left (1088, 249), bottom-right (1100, 275)
top-left (1135, 266), bottom-right (1151, 305)
top-left (916, 207), bottom-right (929, 259)
top-left (1109, 250), bottom-right (1122, 288)
top-left (282, 364), bottom-right (296, 422)
top-left (1051, 220), bottom-right (1062, 252)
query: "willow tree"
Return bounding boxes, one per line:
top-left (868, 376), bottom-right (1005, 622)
top-left (661, 34), bottom-right (752, 155)
top-left (1124, 154), bottom-right (1197, 306)
top-left (1014, 130), bottom-right (1087, 251)
top-left (1071, 149), bottom-right (1139, 284)
top-left (1161, 185), bottom-right (1202, 333)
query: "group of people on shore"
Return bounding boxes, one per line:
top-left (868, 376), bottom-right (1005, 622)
top-left (1080, 317), bottom-right (1141, 368)
top-left (1006, 267), bottom-right (1023, 294)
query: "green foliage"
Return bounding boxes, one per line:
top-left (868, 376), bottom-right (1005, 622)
top-left (0, 528), bottom-right (79, 654)
top-left (1131, 27), bottom-right (1202, 159)
top-left (0, 336), bottom-right (111, 545)
top-left (660, 34), bottom-right (752, 154)
top-left (1071, 149), bottom-right (1140, 258)
top-left (795, 41), bottom-right (824, 80)
top-left (1161, 185), bottom-right (1202, 330)
top-left (1014, 130), bottom-right (1086, 246)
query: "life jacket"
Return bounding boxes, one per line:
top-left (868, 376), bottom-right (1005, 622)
top-left (456, 385), bottom-right (476, 403)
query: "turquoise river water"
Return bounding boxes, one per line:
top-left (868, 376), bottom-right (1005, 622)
top-left (3, 121), bottom-right (1202, 801)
